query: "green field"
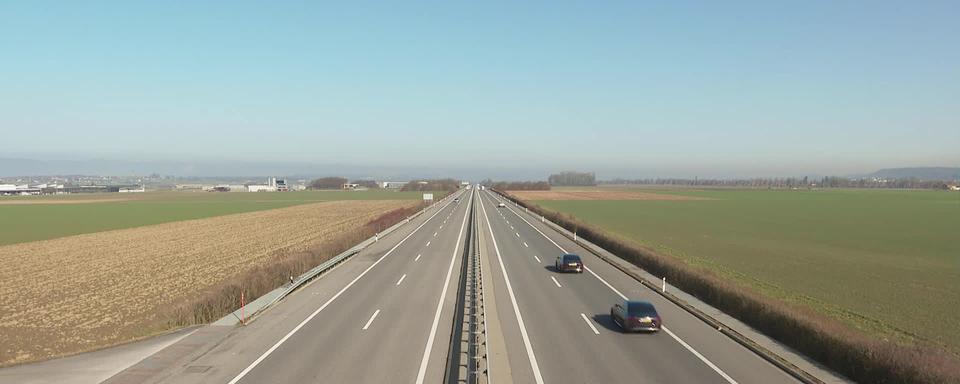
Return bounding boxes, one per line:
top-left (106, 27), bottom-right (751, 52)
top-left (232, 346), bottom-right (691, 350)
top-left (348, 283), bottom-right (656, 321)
top-left (0, 190), bottom-right (435, 246)
top-left (532, 188), bottom-right (960, 351)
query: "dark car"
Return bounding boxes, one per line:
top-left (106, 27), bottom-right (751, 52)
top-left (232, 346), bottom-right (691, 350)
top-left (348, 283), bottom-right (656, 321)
top-left (610, 300), bottom-right (661, 332)
top-left (554, 254), bottom-right (583, 273)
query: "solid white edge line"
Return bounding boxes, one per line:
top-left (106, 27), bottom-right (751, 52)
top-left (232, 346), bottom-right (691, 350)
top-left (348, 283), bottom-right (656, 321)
top-left (225, 192), bottom-right (457, 384)
top-left (362, 309), bottom-right (381, 330)
top-left (396, 274), bottom-right (407, 286)
top-left (664, 326), bottom-right (739, 384)
top-left (585, 266), bottom-right (628, 300)
top-left (415, 254), bottom-right (422, 261)
top-left (414, 189), bottom-right (473, 384)
top-left (533, 255), bottom-right (541, 263)
top-left (479, 191), bottom-right (545, 384)
top-left (580, 313), bottom-right (600, 335)
top-left (484, 190), bottom-right (738, 384)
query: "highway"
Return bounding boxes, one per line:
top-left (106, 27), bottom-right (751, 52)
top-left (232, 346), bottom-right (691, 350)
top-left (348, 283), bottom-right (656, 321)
top-left (105, 187), bottom-right (805, 384)
top-left (474, 189), bottom-right (799, 384)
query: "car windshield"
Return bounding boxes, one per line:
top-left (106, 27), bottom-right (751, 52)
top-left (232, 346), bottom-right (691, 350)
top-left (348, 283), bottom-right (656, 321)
top-left (563, 255), bottom-right (581, 263)
top-left (627, 302), bottom-right (657, 317)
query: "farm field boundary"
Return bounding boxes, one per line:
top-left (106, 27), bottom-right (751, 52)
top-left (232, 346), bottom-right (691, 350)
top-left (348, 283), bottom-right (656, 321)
top-left (496, 189), bottom-right (960, 384)
top-left (0, 190), bottom-right (438, 246)
top-left (0, 199), bottom-right (419, 367)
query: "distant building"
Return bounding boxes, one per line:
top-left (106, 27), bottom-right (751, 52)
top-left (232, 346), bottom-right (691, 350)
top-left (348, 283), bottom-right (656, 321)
top-left (949, 185), bottom-right (960, 191)
top-left (247, 184), bottom-right (275, 192)
top-left (247, 177), bottom-right (287, 192)
top-left (381, 181), bottom-right (406, 189)
top-left (0, 184), bottom-right (42, 195)
top-left (343, 183), bottom-right (360, 190)
top-left (119, 185), bottom-right (145, 193)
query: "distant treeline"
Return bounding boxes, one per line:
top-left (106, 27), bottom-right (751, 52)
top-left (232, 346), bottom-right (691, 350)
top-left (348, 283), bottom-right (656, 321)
top-left (603, 176), bottom-right (958, 189)
top-left (309, 177), bottom-right (348, 189)
top-left (549, 171), bottom-right (596, 186)
top-left (480, 179), bottom-right (551, 190)
top-left (400, 179), bottom-right (461, 192)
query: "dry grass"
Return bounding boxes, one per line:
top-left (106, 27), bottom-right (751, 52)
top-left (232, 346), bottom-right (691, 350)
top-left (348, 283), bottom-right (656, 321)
top-left (508, 190), bottom-right (709, 201)
top-left (0, 199), bottom-right (414, 366)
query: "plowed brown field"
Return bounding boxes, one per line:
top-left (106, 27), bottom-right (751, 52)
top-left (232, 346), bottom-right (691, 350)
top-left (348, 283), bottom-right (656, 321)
top-left (0, 199), bottom-right (414, 366)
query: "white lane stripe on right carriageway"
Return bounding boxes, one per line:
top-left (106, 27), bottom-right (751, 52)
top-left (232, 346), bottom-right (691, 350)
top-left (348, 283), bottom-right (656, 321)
top-left (580, 313), bottom-right (600, 335)
top-left (362, 309), bottom-right (381, 330)
top-left (484, 190), bottom-right (739, 384)
top-left (479, 193), bottom-right (545, 384)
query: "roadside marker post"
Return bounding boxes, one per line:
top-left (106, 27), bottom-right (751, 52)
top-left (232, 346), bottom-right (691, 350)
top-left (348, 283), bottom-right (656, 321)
top-left (241, 291), bottom-right (246, 325)
top-left (662, 277), bottom-right (666, 293)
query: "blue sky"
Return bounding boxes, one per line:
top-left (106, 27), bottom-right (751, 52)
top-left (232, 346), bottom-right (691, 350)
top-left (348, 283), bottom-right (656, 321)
top-left (1, 1), bottom-right (957, 178)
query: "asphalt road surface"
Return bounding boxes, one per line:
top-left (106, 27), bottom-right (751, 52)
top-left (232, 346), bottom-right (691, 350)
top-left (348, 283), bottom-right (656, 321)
top-left (104, 187), bottom-right (804, 383)
top-left (474, 189), bottom-right (799, 384)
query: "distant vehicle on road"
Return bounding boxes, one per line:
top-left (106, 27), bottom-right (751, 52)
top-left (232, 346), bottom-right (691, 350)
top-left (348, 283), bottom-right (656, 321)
top-left (611, 300), bottom-right (661, 332)
top-left (554, 253), bottom-right (583, 273)
top-left (454, 197), bottom-right (460, 202)
top-left (497, 202), bottom-right (506, 208)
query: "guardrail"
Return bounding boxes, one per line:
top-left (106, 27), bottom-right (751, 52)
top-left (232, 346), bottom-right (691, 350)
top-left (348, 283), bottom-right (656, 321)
top-left (487, 189), bottom-right (823, 384)
top-left (258, 191), bottom-right (461, 316)
top-left (444, 190), bottom-right (489, 384)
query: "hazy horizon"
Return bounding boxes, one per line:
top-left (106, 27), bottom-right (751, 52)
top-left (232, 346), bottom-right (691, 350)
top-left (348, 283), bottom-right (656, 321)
top-left (2, 1), bottom-right (958, 178)
top-left (2, 153), bottom-right (957, 181)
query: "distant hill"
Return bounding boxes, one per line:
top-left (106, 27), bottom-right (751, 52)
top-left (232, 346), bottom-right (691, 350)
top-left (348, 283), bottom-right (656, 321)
top-left (868, 167), bottom-right (960, 180)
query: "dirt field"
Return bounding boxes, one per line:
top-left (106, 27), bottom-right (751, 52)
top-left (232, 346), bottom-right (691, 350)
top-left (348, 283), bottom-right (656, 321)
top-left (0, 199), bottom-right (414, 366)
top-left (508, 190), bottom-right (708, 201)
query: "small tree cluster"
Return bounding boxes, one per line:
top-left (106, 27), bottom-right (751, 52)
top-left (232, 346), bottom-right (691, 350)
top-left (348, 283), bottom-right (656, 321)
top-left (308, 177), bottom-right (347, 189)
top-left (549, 171), bottom-right (596, 186)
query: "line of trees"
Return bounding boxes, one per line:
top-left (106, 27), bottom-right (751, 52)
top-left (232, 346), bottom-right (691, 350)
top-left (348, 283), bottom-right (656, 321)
top-left (549, 171), bottom-right (596, 186)
top-left (480, 179), bottom-right (551, 190)
top-left (308, 177), bottom-right (347, 189)
top-left (603, 177), bottom-right (957, 190)
top-left (352, 180), bottom-right (380, 189)
top-left (400, 179), bottom-right (461, 192)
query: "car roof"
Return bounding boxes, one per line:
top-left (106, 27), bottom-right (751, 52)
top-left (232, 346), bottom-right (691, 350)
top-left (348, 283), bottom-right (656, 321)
top-left (562, 253), bottom-right (581, 259)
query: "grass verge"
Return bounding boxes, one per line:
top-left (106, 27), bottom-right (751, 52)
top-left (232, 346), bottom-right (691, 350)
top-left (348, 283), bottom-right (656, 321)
top-left (497, 189), bottom-right (960, 384)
